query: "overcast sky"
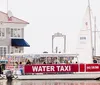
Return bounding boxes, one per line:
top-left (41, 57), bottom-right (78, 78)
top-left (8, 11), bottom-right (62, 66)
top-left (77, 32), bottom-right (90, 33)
top-left (0, 0), bottom-right (100, 54)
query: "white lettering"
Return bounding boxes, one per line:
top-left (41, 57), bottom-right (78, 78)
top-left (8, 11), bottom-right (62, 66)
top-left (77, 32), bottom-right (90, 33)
top-left (60, 66), bottom-right (65, 71)
top-left (92, 66), bottom-right (99, 69)
top-left (32, 66), bottom-right (55, 72)
top-left (38, 66), bottom-right (43, 72)
top-left (51, 66), bottom-right (55, 71)
top-left (32, 65), bottom-right (71, 72)
top-left (69, 66), bottom-right (71, 71)
top-left (87, 66), bottom-right (99, 69)
top-left (65, 66), bottom-right (71, 71)
top-left (95, 66), bottom-right (99, 69)
top-left (56, 66), bottom-right (71, 72)
top-left (65, 66), bottom-right (68, 71)
top-left (32, 66), bottom-right (38, 72)
top-left (56, 66), bottom-right (60, 71)
top-left (87, 66), bottom-right (91, 69)
top-left (47, 66), bottom-right (50, 71)
top-left (42, 66), bottom-right (46, 71)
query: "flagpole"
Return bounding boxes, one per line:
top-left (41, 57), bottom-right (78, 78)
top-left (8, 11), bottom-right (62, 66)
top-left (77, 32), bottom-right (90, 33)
top-left (88, 0), bottom-right (93, 60)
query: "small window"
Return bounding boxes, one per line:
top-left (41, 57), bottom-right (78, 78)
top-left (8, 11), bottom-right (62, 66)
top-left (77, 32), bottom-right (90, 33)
top-left (0, 46), bottom-right (7, 57)
top-left (10, 28), bottom-right (22, 38)
top-left (10, 46), bottom-right (23, 54)
top-left (0, 28), bottom-right (6, 38)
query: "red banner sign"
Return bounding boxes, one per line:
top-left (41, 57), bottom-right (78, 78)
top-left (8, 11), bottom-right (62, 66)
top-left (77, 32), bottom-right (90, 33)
top-left (86, 64), bottom-right (100, 72)
top-left (24, 64), bottom-right (100, 73)
top-left (24, 64), bottom-right (78, 73)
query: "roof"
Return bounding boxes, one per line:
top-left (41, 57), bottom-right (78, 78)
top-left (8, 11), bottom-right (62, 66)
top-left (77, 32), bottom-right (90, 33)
top-left (0, 11), bottom-right (29, 24)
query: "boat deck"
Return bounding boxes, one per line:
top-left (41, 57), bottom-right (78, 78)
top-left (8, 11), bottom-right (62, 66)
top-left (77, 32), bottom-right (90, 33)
top-left (16, 73), bottom-right (100, 80)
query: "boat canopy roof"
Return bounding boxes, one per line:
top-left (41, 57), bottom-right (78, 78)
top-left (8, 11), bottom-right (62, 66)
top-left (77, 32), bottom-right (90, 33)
top-left (6, 53), bottom-right (78, 58)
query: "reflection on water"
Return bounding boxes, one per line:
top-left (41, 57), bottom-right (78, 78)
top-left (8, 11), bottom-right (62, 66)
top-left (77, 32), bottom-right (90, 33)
top-left (18, 80), bottom-right (100, 85)
top-left (0, 80), bottom-right (100, 85)
top-left (6, 81), bottom-right (12, 85)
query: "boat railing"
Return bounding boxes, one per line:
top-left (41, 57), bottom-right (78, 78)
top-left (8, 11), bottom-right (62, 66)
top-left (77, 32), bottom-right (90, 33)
top-left (10, 63), bottom-right (100, 76)
top-left (5, 53), bottom-right (100, 76)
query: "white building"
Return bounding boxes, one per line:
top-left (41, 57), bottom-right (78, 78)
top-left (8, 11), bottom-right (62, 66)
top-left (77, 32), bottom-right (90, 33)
top-left (0, 11), bottom-right (30, 59)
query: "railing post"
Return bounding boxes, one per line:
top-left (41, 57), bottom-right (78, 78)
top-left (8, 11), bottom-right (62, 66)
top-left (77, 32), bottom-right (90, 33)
top-left (84, 63), bottom-right (86, 72)
top-left (78, 64), bottom-right (80, 72)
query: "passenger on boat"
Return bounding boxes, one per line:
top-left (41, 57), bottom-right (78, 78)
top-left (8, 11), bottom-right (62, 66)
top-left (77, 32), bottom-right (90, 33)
top-left (15, 62), bottom-right (18, 69)
top-left (53, 57), bottom-right (60, 64)
top-left (26, 60), bottom-right (31, 65)
top-left (65, 59), bottom-right (69, 64)
top-left (93, 57), bottom-right (97, 63)
top-left (43, 62), bottom-right (46, 64)
top-left (19, 62), bottom-right (23, 75)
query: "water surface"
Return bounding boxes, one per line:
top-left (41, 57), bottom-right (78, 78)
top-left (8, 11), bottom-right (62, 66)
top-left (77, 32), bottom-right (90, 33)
top-left (1, 80), bottom-right (100, 85)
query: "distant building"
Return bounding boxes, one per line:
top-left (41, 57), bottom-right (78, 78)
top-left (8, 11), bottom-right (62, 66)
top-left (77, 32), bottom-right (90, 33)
top-left (0, 11), bottom-right (30, 58)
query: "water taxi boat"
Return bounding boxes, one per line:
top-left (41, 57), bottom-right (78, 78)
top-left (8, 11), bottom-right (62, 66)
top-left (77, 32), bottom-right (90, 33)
top-left (4, 53), bottom-right (100, 80)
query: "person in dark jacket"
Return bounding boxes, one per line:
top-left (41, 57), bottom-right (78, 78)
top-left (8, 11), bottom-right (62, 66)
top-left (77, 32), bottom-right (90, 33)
top-left (93, 57), bottom-right (97, 63)
top-left (26, 60), bottom-right (31, 65)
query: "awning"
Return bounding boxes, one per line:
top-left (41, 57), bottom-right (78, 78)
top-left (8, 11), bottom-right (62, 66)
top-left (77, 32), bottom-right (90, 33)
top-left (0, 60), bottom-right (8, 64)
top-left (11, 39), bottom-right (30, 47)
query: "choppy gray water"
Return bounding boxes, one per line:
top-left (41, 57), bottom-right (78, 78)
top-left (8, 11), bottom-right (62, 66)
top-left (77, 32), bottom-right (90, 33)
top-left (1, 80), bottom-right (100, 85)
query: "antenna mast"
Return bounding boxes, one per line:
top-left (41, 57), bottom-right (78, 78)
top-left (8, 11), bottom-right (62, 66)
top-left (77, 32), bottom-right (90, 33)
top-left (7, 0), bottom-right (8, 12)
top-left (88, 0), bottom-right (93, 58)
top-left (94, 16), bottom-right (96, 56)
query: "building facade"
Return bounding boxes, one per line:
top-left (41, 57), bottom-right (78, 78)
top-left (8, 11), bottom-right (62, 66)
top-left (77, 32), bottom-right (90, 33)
top-left (0, 11), bottom-right (30, 59)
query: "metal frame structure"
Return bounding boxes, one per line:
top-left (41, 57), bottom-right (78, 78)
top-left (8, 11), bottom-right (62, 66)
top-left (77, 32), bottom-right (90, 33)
top-left (52, 32), bottom-right (66, 53)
